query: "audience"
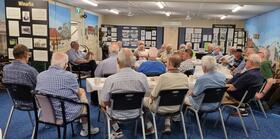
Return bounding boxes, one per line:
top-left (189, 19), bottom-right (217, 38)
top-left (138, 47), bottom-right (166, 76)
top-left (134, 40), bottom-right (148, 60)
top-left (94, 43), bottom-right (120, 77)
top-left (179, 49), bottom-right (195, 73)
top-left (160, 44), bottom-right (173, 63)
top-left (67, 41), bottom-right (97, 77)
top-left (231, 49), bottom-right (244, 69)
top-left (179, 43), bottom-right (186, 50)
top-left (211, 46), bottom-right (223, 61)
top-left (207, 43), bottom-right (214, 54)
top-left (185, 56), bottom-right (226, 111)
top-left (232, 47), bottom-right (256, 75)
top-left (220, 47), bottom-right (236, 68)
top-left (223, 54), bottom-right (264, 114)
top-left (143, 54), bottom-right (188, 134)
top-left (36, 52), bottom-right (99, 137)
top-left (101, 48), bottom-right (149, 138)
top-left (158, 43), bottom-right (167, 57)
top-left (2, 44), bottom-right (38, 89)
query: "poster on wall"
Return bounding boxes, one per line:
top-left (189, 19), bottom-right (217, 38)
top-left (5, 0), bottom-right (50, 62)
top-left (49, 3), bottom-right (71, 52)
top-left (0, 0), bottom-right (7, 56)
top-left (84, 11), bottom-right (99, 52)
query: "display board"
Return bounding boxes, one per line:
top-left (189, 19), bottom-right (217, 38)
top-left (185, 27), bottom-right (202, 50)
top-left (140, 27), bottom-right (157, 48)
top-left (5, 0), bottom-right (50, 62)
top-left (101, 25), bottom-right (118, 47)
top-left (121, 26), bottom-right (139, 48)
top-left (212, 24), bottom-right (235, 54)
top-left (234, 28), bottom-right (246, 49)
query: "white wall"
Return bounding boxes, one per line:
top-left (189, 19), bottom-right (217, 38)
top-left (103, 15), bottom-right (244, 28)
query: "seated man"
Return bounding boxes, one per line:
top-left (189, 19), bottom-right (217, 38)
top-left (36, 52), bottom-right (99, 137)
top-left (94, 43), bottom-right (120, 77)
top-left (134, 40), bottom-right (148, 60)
top-left (101, 48), bottom-right (149, 138)
top-left (144, 54), bottom-right (188, 134)
top-left (223, 54), bottom-right (264, 114)
top-left (185, 56), bottom-right (226, 111)
top-left (231, 49), bottom-right (243, 69)
top-left (211, 46), bottom-right (223, 61)
top-left (255, 48), bottom-right (279, 109)
top-left (179, 49), bottom-right (195, 73)
top-left (2, 44), bottom-right (38, 89)
top-left (219, 47), bottom-right (236, 68)
top-left (232, 47), bottom-right (256, 75)
top-left (160, 44), bottom-right (173, 63)
top-left (138, 47), bottom-right (166, 76)
top-left (67, 41), bottom-right (97, 77)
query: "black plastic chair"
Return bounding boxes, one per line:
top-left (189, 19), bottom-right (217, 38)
top-left (145, 72), bottom-right (162, 77)
top-left (185, 87), bottom-right (228, 139)
top-left (105, 92), bottom-right (146, 139)
top-left (184, 69), bottom-right (195, 76)
top-left (220, 84), bottom-right (263, 138)
top-left (32, 91), bottom-right (91, 139)
top-left (68, 62), bottom-right (91, 87)
top-left (150, 89), bottom-right (188, 139)
top-left (3, 84), bottom-right (36, 139)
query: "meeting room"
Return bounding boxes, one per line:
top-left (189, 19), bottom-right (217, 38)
top-left (1, 0), bottom-right (280, 139)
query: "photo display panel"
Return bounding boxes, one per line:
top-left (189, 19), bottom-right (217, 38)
top-left (5, 0), bottom-right (50, 62)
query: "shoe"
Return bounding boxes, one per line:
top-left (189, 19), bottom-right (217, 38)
top-left (110, 131), bottom-right (124, 139)
top-left (145, 127), bottom-right (155, 136)
top-left (162, 125), bottom-right (171, 135)
top-left (80, 127), bottom-right (100, 136)
top-left (231, 109), bottom-right (248, 117)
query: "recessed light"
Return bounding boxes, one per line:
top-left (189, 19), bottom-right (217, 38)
top-left (232, 5), bottom-right (243, 13)
top-left (220, 15), bottom-right (227, 20)
top-left (109, 9), bottom-right (119, 15)
top-left (165, 12), bottom-right (171, 16)
top-left (156, 2), bottom-right (164, 9)
top-left (82, 0), bottom-right (98, 7)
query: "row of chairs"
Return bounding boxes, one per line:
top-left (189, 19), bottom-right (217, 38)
top-left (3, 82), bottom-right (266, 139)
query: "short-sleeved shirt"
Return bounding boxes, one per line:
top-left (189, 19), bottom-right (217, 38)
top-left (179, 59), bottom-right (195, 73)
top-left (36, 65), bottom-right (82, 121)
top-left (102, 67), bottom-right (149, 119)
top-left (2, 60), bottom-right (38, 89)
top-left (67, 48), bottom-right (87, 65)
top-left (260, 60), bottom-right (273, 79)
top-left (94, 54), bottom-right (118, 77)
top-left (138, 60), bottom-right (166, 75)
top-left (233, 57), bottom-right (244, 68)
top-left (189, 71), bottom-right (226, 110)
top-left (229, 68), bottom-right (264, 101)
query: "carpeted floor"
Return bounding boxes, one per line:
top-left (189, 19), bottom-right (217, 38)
top-left (1, 81), bottom-right (280, 139)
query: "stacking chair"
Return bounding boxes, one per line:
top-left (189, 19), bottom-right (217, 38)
top-left (221, 84), bottom-right (262, 138)
top-left (32, 91), bottom-right (91, 139)
top-left (184, 69), bottom-right (195, 76)
top-left (150, 89), bottom-right (188, 139)
top-left (145, 73), bottom-right (162, 77)
top-left (68, 62), bottom-right (91, 86)
top-left (105, 92), bottom-right (146, 139)
top-left (3, 84), bottom-right (36, 139)
top-left (185, 87), bottom-right (228, 139)
top-left (252, 81), bottom-right (268, 118)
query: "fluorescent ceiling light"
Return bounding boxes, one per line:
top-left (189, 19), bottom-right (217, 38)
top-left (232, 5), bottom-right (243, 13)
top-left (109, 9), bottom-right (119, 15)
top-left (156, 2), bottom-right (164, 9)
top-left (220, 15), bottom-right (227, 20)
top-left (165, 12), bottom-right (171, 16)
top-left (82, 0), bottom-right (98, 7)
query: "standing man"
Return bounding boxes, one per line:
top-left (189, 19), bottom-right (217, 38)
top-left (2, 44), bottom-right (38, 89)
top-left (67, 41), bottom-right (97, 77)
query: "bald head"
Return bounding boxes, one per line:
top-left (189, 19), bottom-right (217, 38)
top-left (51, 52), bottom-right (68, 69)
top-left (109, 42), bottom-right (120, 55)
top-left (118, 48), bottom-right (135, 68)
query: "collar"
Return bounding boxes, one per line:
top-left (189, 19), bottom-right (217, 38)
top-left (119, 67), bottom-right (133, 72)
top-left (49, 65), bottom-right (64, 70)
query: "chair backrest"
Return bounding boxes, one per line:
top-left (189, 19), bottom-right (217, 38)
top-left (110, 92), bottom-right (145, 110)
top-left (146, 72), bottom-right (162, 77)
top-left (184, 69), bottom-right (194, 76)
top-left (158, 89), bottom-right (188, 106)
top-left (34, 93), bottom-right (56, 124)
top-left (102, 73), bottom-right (113, 78)
top-left (202, 87), bottom-right (228, 103)
top-left (5, 84), bottom-right (33, 107)
top-left (241, 83), bottom-right (263, 104)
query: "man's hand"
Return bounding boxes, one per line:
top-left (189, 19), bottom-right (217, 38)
top-left (255, 92), bottom-right (265, 100)
top-left (226, 84), bottom-right (236, 91)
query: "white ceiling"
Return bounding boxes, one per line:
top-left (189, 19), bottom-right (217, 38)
top-left (57, 0), bottom-right (280, 20)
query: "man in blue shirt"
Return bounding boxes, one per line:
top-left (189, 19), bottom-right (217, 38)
top-left (67, 41), bottom-right (97, 77)
top-left (2, 44), bottom-right (38, 89)
top-left (138, 47), bottom-right (166, 76)
top-left (185, 56), bottom-right (226, 111)
top-left (36, 52), bottom-right (99, 137)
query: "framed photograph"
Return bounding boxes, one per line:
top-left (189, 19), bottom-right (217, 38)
top-left (22, 11), bottom-right (30, 22)
top-left (9, 38), bottom-right (17, 46)
top-left (152, 30), bottom-right (157, 36)
top-left (33, 38), bottom-right (47, 48)
top-left (21, 26), bottom-right (31, 34)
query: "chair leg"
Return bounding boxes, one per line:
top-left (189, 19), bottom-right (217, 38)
top-left (248, 105), bottom-right (259, 130)
top-left (28, 111), bottom-right (34, 127)
top-left (71, 123), bottom-right (75, 136)
top-left (151, 113), bottom-right (158, 139)
top-left (134, 119), bottom-right (138, 138)
top-left (63, 125), bottom-right (67, 139)
top-left (194, 111), bottom-right (204, 139)
top-left (219, 108), bottom-right (228, 139)
top-left (57, 126), bottom-right (61, 138)
top-left (140, 116), bottom-right (146, 139)
top-left (32, 121), bottom-right (39, 139)
top-left (107, 116), bottom-right (111, 139)
top-left (180, 111), bottom-right (188, 139)
top-left (235, 108), bottom-right (249, 138)
top-left (257, 100), bottom-right (267, 119)
top-left (3, 106), bottom-right (14, 139)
